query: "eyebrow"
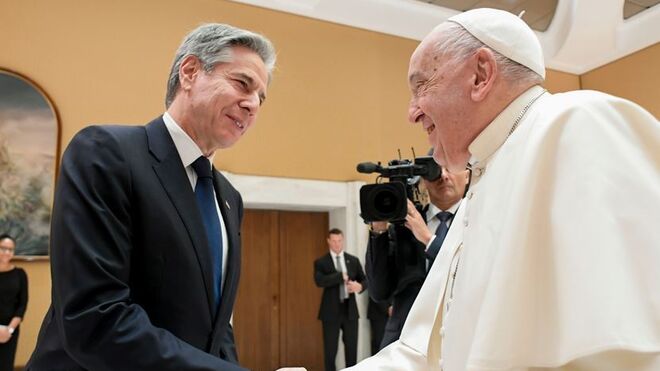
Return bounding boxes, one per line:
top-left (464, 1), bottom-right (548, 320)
top-left (235, 72), bottom-right (267, 104)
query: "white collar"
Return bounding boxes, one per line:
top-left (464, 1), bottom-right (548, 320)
top-left (427, 199), bottom-right (462, 220)
top-left (468, 85), bottom-right (547, 167)
top-left (330, 250), bottom-right (344, 259)
top-left (162, 112), bottom-right (215, 168)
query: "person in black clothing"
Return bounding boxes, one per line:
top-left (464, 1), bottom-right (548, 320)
top-left (366, 297), bottom-right (389, 355)
top-left (366, 166), bottom-right (468, 350)
top-left (314, 228), bottom-right (367, 371)
top-left (0, 234), bottom-right (28, 371)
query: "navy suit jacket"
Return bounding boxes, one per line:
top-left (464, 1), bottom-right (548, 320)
top-left (28, 117), bottom-right (247, 371)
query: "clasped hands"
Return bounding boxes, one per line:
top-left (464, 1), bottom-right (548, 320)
top-left (342, 272), bottom-right (362, 293)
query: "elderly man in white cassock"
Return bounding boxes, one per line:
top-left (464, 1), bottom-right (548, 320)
top-left (345, 7), bottom-right (660, 371)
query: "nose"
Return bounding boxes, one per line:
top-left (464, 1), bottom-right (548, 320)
top-left (440, 166), bottom-right (450, 182)
top-left (408, 99), bottom-right (422, 124)
top-left (240, 92), bottom-right (260, 116)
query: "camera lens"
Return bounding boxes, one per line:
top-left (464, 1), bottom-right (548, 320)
top-left (359, 182), bottom-right (407, 223)
top-left (373, 189), bottom-right (400, 216)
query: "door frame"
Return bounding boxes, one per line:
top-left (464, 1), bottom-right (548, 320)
top-left (223, 171), bottom-right (371, 365)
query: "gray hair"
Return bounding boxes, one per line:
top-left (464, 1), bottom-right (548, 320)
top-left (165, 23), bottom-right (276, 107)
top-left (434, 22), bottom-right (543, 86)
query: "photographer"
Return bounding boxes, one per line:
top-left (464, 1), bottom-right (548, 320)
top-left (366, 164), bottom-right (468, 349)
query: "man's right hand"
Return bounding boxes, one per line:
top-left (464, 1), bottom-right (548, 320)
top-left (404, 200), bottom-right (433, 245)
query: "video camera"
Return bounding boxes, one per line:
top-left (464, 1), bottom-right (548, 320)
top-left (357, 154), bottom-right (441, 223)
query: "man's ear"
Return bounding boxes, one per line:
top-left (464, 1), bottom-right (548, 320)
top-left (179, 55), bottom-right (202, 92)
top-left (470, 47), bottom-right (497, 102)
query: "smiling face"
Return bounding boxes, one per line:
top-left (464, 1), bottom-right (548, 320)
top-left (407, 28), bottom-right (476, 173)
top-left (173, 46), bottom-right (269, 155)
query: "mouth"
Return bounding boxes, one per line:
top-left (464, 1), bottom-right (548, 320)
top-left (228, 114), bottom-right (245, 130)
top-left (425, 123), bottom-right (435, 135)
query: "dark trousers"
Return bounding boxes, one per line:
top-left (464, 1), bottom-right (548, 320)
top-left (369, 318), bottom-right (387, 355)
top-left (380, 284), bottom-right (421, 350)
top-left (321, 313), bottom-right (358, 371)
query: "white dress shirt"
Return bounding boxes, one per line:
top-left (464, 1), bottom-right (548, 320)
top-left (162, 112), bottom-right (228, 290)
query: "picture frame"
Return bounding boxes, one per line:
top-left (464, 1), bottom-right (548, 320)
top-left (0, 68), bottom-right (60, 256)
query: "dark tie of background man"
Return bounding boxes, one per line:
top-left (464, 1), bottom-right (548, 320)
top-left (336, 255), bottom-right (349, 301)
top-left (192, 156), bottom-right (223, 311)
top-left (426, 211), bottom-right (453, 267)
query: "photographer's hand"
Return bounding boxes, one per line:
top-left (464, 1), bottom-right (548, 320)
top-left (370, 221), bottom-right (388, 234)
top-left (404, 200), bottom-right (433, 245)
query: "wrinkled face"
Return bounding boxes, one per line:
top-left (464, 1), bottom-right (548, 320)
top-left (407, 31), bottom-right (473, 172)
top-left (423, 167), bottom-right (470, 209)
top-left (0, 238), bottom-right (15, 264)
top-left (186, 46), bottom-right (268, 152)
top-left (327, 233), bottom-right (344, 254)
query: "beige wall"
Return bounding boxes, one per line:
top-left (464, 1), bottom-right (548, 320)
top-left (1, 0), bottom-right (657, 366)
top-left (581, 43), bottom-right (660, 118)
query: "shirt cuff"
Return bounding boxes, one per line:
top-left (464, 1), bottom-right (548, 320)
top-left (425, 235), bottom-right (436, 250)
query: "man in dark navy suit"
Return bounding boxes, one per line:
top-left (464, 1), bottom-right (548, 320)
top-left (314, 228), bottom-right (366, 371)
top-left (27, 23), bottom-right (275, 371)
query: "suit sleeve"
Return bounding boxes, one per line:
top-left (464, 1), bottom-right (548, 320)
top-left (50, 126), bottom-right (245, 371)
top-left (353, 256), bottom-right (367, 293)
top-left (14, 269), bottom-right (28, 318)
top-left (365, 230), bottom-right (396, 302)
top-left (314, 257), bottom-right (343, 288)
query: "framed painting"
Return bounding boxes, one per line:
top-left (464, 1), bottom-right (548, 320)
top-left (0, 69), bottom-right (59, 256)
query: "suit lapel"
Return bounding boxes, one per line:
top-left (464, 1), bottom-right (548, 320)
top-left (146, 118), bottom-right (215, 318)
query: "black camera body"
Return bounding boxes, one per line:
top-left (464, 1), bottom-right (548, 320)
top-left (357, 156), bottom-right (441, 223)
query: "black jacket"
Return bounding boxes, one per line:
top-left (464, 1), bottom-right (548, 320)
top-left (314, 252), bottom-right (366, 321)
top-left (28, 118), bottom-right (246, 371)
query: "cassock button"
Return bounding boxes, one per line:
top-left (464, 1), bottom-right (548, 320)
top-left (463, 219), bottom-right (469, 227)
top-left (467, 191), bottom-right (474, 199)
top-left (440, 326), bottom-right (445, 338)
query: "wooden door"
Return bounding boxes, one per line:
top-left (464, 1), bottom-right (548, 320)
top-left (234, 209), bottom-right (328, 371)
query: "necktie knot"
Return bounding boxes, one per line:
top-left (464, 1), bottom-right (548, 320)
top-left (192, 156), bottom-right (212, 179)
top-left (436, 211), bottom-right (453, 223)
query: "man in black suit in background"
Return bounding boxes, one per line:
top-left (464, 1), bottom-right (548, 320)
top-left (27, 23), bottom-right (275, 371)
top-left (314, 228), bottom-right (367, 371)
top-left (366, 165), bottom-right (468, 350)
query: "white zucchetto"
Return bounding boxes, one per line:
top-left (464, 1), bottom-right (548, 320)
top-left (448, 8), bottom-right (546, 79)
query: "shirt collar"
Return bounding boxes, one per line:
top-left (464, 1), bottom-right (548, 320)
top-left (330, 250), bottom-right (344, 259)
top-left (162, 112), bottom-right (215, 168)
top-left (426, 199), bottom-right (462, 219)
top-left (468, 85), bottom-right (546, 167)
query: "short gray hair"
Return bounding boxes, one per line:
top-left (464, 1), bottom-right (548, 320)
top-left (165, 23), bottom-right (276, 107)
top-left (434, 22), bottom-right (543, 86)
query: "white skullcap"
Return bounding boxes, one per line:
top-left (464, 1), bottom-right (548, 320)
top-left (448, 8), bottom-right (546, 79)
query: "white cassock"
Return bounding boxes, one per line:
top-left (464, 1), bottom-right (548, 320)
top-left (345, 85), bottom-right (660, 370)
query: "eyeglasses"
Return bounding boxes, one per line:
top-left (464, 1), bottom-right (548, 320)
top-left (0, 247), bottom-right (15, 254)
